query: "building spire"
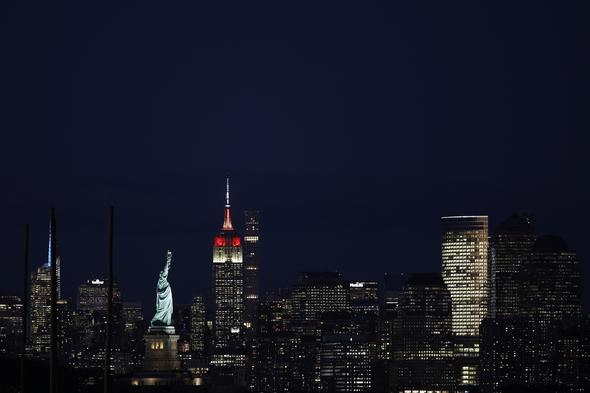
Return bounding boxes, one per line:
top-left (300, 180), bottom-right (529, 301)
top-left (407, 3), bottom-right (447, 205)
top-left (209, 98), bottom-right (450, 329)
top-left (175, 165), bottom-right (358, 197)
top-left (47, 219), bottom-right (52, 267)
top-left (225, 177), bottom-right (230, 208)
top-left (223, 177), bottom-right (233, 230)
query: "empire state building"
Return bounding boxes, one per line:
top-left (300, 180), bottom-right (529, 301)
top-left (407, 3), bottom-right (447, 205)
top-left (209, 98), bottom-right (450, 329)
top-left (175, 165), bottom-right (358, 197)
top-left (212, 178), bottom-right (244, 350)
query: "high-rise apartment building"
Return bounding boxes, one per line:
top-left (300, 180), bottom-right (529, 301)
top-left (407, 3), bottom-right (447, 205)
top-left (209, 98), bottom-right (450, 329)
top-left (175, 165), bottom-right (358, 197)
top-left (441, 215), bottom-right (488, 388)
top-left (392, 273), bottom-right (454, 392)
top-left (243, 210), bottom-right (260, 335)
top-left (489, 214), bottom-right (535, 318)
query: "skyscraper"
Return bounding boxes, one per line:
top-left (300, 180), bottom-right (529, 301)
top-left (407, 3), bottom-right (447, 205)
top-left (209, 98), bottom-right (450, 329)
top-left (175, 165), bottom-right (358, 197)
top-left (190, 294), bottom-right (205, 354)
top-left (392, 273), bottom-right (454, 392)
top-left (519, 235), bottom-right (582, 389)
top-left (213, 178), bottom-right (244, 349)
top-left (77, 278), bottom-right (121, 312)
top-left (30, 222), bottom-right (60, 355)
top-left (290, 272), bottom-right (350, 392)
top-left (489, 214), bottom-right (535, 318)
top-left (243, 210), bottom-right (260, 335)
top-left (441, 215), bottom-right (488, 388)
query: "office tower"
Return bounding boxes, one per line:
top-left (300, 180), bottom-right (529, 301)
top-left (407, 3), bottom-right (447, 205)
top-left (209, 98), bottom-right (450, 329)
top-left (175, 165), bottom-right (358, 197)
top-left (77, 277), bottom-right (121, 312)
top-left (121, 302), bottom-right (144, 367)
top-left (349, 280), bottom-right (379, 317)
top-left (489, 214), bottom-right (535, 318)
top-left (211, 178), bottom-right (246, 385)
top-left (30, 264), bottom-right (51, 354)
top-left (290, 272), bottom-right (350, 392)
top-left (252, 290), bottom-right (294, 393)
top-left (520, 235), bottom-right (581, 324)
top-left (291, 272), bottom-right (350, 332)
top-left (0, 294), bottom-right (23, 354)
top-left (191, 295), bottom-right (206, 354)
top-left (441, 215), bottom-right (488, 388)
top-left (56, 298), bottom-right (72, 360)
top-left (392, 273), bottom-right (454, 393)
top-left (519, 235), bottom-right (582, 389)
top-left (319, 311), bottom-right (372, 392)
top-left (258, 289), bottom-right (291, 336)
top-left (213, 178), bottom-right (244, 349)
top-left (243, 210), bottom-right (260, 335)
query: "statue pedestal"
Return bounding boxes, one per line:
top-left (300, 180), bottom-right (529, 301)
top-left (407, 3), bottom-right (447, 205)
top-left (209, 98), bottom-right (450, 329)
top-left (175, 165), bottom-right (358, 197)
top-left (142, 326), bottom-right (181, 371)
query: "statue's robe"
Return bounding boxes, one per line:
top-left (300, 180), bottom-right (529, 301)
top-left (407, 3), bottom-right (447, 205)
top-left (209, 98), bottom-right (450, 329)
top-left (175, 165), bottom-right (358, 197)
top-left (150, 270), bottom-right (173, 326)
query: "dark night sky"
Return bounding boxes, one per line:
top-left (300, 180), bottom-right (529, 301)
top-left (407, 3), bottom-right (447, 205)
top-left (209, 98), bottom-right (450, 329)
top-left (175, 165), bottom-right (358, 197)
top-left (1, 2), bottom-right (589, 312)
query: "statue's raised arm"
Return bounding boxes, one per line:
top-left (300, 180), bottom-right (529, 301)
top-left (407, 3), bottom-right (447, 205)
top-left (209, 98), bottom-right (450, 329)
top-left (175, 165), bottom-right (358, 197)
top-left (150, 250), bottom-right (174, 327)
top-left (163, 250), bottom-right (172, 277)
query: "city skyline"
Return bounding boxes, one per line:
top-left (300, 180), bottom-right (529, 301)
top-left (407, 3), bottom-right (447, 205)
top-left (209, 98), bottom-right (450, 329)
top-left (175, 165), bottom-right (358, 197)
top-left (1, 188), bottom-right (588, 314)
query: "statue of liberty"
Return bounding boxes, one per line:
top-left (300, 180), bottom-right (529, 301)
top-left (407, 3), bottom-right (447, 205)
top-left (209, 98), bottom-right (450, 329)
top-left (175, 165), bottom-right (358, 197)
top-left (150, 250), bottom-right (173, 327)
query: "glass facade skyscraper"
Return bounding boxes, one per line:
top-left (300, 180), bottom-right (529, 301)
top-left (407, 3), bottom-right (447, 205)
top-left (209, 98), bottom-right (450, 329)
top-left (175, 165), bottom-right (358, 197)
top-left (441, 215), bottom-right (488, 388)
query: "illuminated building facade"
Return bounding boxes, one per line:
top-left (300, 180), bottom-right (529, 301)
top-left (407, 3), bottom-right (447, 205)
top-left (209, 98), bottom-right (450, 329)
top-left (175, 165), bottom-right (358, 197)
top-left (441, 215), bottom-right (488, 388)
top-left (243, 210), bottom-right (260, 335)
top-left (213, 178), bottom-right (244, 349)
top-left (489, 214), bottom-right (535, 318)
top-left (349, 280), bottom-right (379, 317)
top-left (291, 272), bottom-right (350, 332)
top-left (30, 263), bottom-right (51, 354)
top-left (392, 273), bottom-right (454, 393)
top-left (319, 312), bottom-right (372, 392)
top-left (190, 294), bottom-right (206, 354)
top-left (0, 295), bottom-right (23, 354)
top-left (211, 178), bottom-right (246, 386)
top-left (77, 277), bottom-right (121, 312)
top-left (290, 272), bottom-right (350, 391)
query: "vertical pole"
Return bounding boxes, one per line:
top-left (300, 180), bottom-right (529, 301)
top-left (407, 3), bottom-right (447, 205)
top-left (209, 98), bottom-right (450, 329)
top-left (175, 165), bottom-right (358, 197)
top-left (104, 206), bottom-right (114, 393)
top-left (49, 209), bottom-right (57, 393)
top-left (20, 224), bottom-right (29, 393)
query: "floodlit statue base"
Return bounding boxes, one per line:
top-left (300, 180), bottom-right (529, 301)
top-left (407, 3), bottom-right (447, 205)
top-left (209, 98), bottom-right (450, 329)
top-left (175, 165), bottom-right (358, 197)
top-left (142, 326), bottom-right (181, 371)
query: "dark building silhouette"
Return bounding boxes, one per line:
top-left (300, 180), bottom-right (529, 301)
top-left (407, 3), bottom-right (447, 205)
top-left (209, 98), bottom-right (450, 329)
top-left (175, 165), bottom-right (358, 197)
top-left (489, 214), bottom-right (536, 318)
top-left (392, 273), bottom-right (454, 393)
top-left (190, 295), bottom-right (206, 354)
top-left (290, 272), bottom-right (350, 392)
top-left (243, 210), bottom-right (260, 336)
top-left (481, 234), bottom-right (583, 392)
top-left (319, 311), bottom-right (372, 392)
top-left (251, 290), bottom-right (294, 393)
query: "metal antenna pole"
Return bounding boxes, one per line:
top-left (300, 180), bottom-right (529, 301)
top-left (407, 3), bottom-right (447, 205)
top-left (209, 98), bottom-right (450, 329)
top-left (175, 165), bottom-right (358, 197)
top-left (104, 206), bottom-right (114, 393)
top-left (49, 209), bottom-right (57, 393)
top-left (20, 224), bottom-right (29, 393)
